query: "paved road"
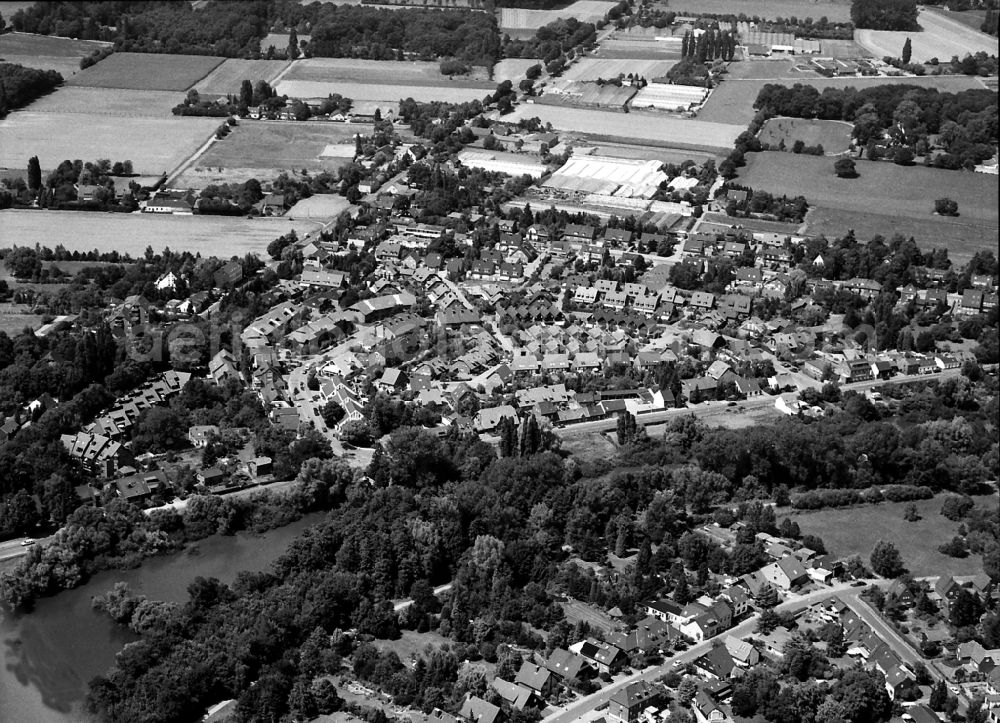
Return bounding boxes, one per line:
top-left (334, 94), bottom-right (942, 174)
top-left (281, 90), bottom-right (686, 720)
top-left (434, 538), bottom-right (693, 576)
top-left (542, 582), bottom-right (871, 723)
top-left (0, 536), bottom-right (53, 563)
top-left (392, 582), bottom-right (454, 612)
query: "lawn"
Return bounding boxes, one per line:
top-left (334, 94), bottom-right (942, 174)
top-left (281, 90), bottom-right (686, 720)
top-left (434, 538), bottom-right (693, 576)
top-left (283, 57), bottom-right (493, 88)
top-left (735, 152), bottom-right (999, 261)
top-left (193, 58), bottom-right (291, 96)
top-left (0, 31), bottom-right (111, 77)
top-left (698, 72), bottom-right (986, 126)
top-left (0, 209), bottom-right (326, 258)
top-left (0, 312), bottom-right (45, 335)
top-left (373, 630), bottom-right (453, 665)
top-left (0, 111), bottom-right (219, 175)
top-left (19, 86), bottom-right (181, 117)
top-left (189, 121), bottom-right (372, 180)
top-left (856, 8), bottom-right (998, 63)
top-left (66, 52), bottom-right (224, 91)
top-left (507, 104), bottom-right (744, 151)
top-left (757, 117), bottom-right (853, 154)
top-left (663, 0), bottom-right (852, 22)
top-left (780, 494), bottom-right (998, 577)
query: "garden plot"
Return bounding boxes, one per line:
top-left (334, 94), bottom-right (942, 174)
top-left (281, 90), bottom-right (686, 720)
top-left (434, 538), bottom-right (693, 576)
top-left (193, 59), bottom-right (291, 96)
top-left (66, 52), bottom-right (224, 91)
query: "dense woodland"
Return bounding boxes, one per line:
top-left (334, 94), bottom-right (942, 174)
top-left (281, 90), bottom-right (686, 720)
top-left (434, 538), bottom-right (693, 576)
top-left (753, 84), bottom-right (998, 169)
top-left (0, 62), bottom-right (62, 117)
top-left (850, 0), bottom-right (919, 31)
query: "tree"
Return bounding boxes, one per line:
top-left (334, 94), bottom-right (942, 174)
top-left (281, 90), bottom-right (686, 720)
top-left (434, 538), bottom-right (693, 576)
top-left (239, 79), bottom-right (253, 109)
top-left (901, 37), bottom-right (912, 64)
top-left (934, 198), bottom-right (958, 216)
top-left (27, 155), bottom-right (41, 191)
top-left (902, 503), bottom-right (920, 522)
top-left (929, 680), bottom-right (948, 711)
top-left (892, 146), bottom-right (914, 165)
top-left (870, 540), bottom-right (906, 578)
top-left (949, 588), bottom-right (983, 628)
top-left (320, 400), bottom-right (345, 428)
top-left (834, 158), bottom-right (857, 178)
top-left (287, 27), bottom-right (300, 60)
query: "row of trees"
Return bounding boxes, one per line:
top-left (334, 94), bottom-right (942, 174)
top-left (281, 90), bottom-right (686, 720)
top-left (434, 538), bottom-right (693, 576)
top-left (0, 62), bottom-right (62, 118)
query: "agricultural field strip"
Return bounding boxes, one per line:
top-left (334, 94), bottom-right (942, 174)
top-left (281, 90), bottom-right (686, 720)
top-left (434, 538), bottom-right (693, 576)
top-left (275, 79), bottom-right (489, 103)
top-left (193, 59), bottom-right (292, 96)
top-left (16, 87), bottom-right (182, 117)
top-left (282, 58), bottom-right (493, 88)
top-left (561, 58), bottom-right (676, 82)
top-left (664, 0), bottom-right (852, 23)
top-left (499, 0), bottom-right (617, 29)
top-left (855, 8), bottom-right (999, 63)
top-left (65, 52), bottom-right (225, 91)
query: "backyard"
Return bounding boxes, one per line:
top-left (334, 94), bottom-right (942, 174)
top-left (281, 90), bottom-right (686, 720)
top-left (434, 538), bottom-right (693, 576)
top-left (780, 494), bottom-right (998, 577)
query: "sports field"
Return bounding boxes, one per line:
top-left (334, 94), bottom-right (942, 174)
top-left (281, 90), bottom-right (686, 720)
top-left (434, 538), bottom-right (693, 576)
top-left (0, 31), bottom-right (111, 77)
top-left (562, 58), bottom-right (676, 82)
top-left (508, 104), bottom-right (743, 151)
top-left (665, 0), bottom-right (852, 22)
top-left (856, 8), bottom-right (999, 63)
top-left (282, 58), bottom-right (493, 88)
top-left (698, 72), bottom-right (989, 126)
top-left (276, 79), bottom-right (489, 104)
top-left (737, 153), bottom-right (999, 263)
top-left (185, 121), bottom-right (372, 184)
top-left (0, 209), bottom-right (325, 258)
top-left (20, 87), bottom-right (181, 117)
top-left (499, 0), bottom-right (616, 30)
top-left (781, 494), bottom-right (998, 577)
top-left (757, 117), bottom-right (853, 154)
top-left (0, 112), bottom-right (219, 176)
top-left (67, 52), bottom-right (224, 91)
top-left (193, 59), bottom-right (291, 96)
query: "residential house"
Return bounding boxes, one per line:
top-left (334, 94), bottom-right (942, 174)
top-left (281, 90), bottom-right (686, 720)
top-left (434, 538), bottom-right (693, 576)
top-left (761, 557), bottom-right (808, 591)
top-left (724, 636), bottom-right (759, 667)
top-left (188, 424), bottom-right (219, 447)
top-left (545, 648), bottom-right (585, 682)
top-left (514, 661), bottom-right (557, 697)
top-left (458, 696), bottom-right (502, 723)
top-left (473, 405), bottom-right (518, 434)
top-left (575, 638), bottom-right (625, 675)
top-left (935, 575), bottom-right (962, 613)
top-left (692, 690), bottom-right (730, 723)
top-left (608, 681), bottom-right (662, 723)
top-left (490, 679), bottom-right (535, 711)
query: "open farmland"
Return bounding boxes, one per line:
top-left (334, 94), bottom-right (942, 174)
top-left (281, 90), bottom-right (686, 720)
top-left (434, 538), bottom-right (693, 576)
top-left (19, 87), bottom-right (181, 117)
top-left (757, 117), bottom-right (853, 154)
top-left (67, 52), bottom-right (224, 91)
top-left (698, 72), bottom-right (989, 126)
top-left (781, 494), bottom-right (998, 577)
top-left (591, 37), bottom-right (683, 60)
top-left (499, 1), bottom-right (616, 30)
top-left (282, 58), bottom-right (492, 88)
top-left (178, 121), bottom-right (372, 188)
top-left (0, 31), bottom-right (111, 77)
top-left (856, 8), bottom-right (999, 63)
top-left (736, 153), bottom-right (999, 263)
top-left (276, 79), bottom-right (488, 104)
top-left (492, 58), bottom-right (541, 84)
top-left (664, 0), bottom-right (852, 22)
top-left (510, 103), bottom-right (743, 151)
top-left (193, 59), bottom-right (291, 96)
top-left (0, 112), bottom-right (219, 176)
top-left (0, 209), bottom-right (326, 258)
top-left (562, 58), bottom-right (676, 82)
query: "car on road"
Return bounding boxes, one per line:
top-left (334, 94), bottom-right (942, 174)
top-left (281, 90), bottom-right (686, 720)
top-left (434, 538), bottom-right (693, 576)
top-left (20, 538), bottom-right (35, 546)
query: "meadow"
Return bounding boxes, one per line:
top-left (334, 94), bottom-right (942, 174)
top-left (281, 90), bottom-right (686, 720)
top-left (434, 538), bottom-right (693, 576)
top-left (0, 31), bottom-right (111, 77)
top-left (698, 72), bottom-right (988, 126)
top-left (736, 153), bottom-right (999, 263)
top-left (66, 52), bottom-right (224, 91)
top-left (508, 104), bottom-right (744, 151)
top-left (181, 121), bottom-right (372, 186)
top-left (492, 58), bottom-right (541, 84)
top-left (856, 8), bottom-right (999, 62)
top-left (275, 79), bottom-right (489, 104)
top-left (780, 494), bottom-right (998, 577)
top-left (757, 116), bottom-right (853, 154)
top-left (663, 0), bottom-right (852, 22)
top-left (0, 111), bottom-right (220, 176)
top-left (591, 38), bottom-right (683, 60)
top-left (283, 57), bottom-right (493, 88)
top-left (193, 59), bottom-right (292, 97)
top-left (499, 0), bottom-right (616, 30)
top-left (0, 210), bottom-right (326, 258)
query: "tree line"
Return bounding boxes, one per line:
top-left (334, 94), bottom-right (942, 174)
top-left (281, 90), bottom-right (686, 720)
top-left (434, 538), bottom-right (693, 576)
top-left (0, 62), bottom-right (62, 118)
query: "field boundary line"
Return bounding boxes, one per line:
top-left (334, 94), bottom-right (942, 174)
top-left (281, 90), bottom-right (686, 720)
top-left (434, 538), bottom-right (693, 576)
top-left (182, 56), bottom-right (227, 93)
top-left (165, 131), bottom-right (220, 187)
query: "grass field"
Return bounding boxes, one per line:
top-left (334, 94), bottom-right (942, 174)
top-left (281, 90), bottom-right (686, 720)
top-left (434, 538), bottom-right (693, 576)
top-left (283, 57), bottom-right (493, 88)
top-left (592, 38), bottom-right (684, 60)
top-left (493, 58), bottom-right (542, 84)
top-left (698, 72), bottom-right (988, 126)
top-left (757, 116), bottom-right (853, 154)
top-left (276, 79), bottom-right (489, 104)
top-left (373, 630), bottom-right (453, 664)
top-left (930, 7), bottom-right (988, 32)
top-left (500, 0), bottom-right (616, 29)
top-left (562, 57), bottom-right (676, 82)
top-left (0, 111), bottom-right (219, 175)
top-left (0, 313), bottom-right (45, 335)
top-left (193, 58), bottom-right (291, 96)
top-left (780, 494), bottom-right (998, 577)
top-left (591, 142), bottom-right (721, 165)
top-left (286, 195), bottom-right (356, 218)
top-left (0, 31), bottom-right (111, 77)
top-left (67, 52), bottom-right (224, 91)
top-left (188, 121), bottom-right (372, 182)
top-left (562, 599), bottom-right (615, 633)
top-left (736, 153), bottom-right (999, 262)
top-left (19, 86), bottom-right (182, 117)
top-left (0, 209), bottom-right (326, 257)
top-left (856, 9), bottom-right (999, 63)
top-left (663, 0), bottom-right (852, 22)
top-left (509, 104), bottom-right (743, 150)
